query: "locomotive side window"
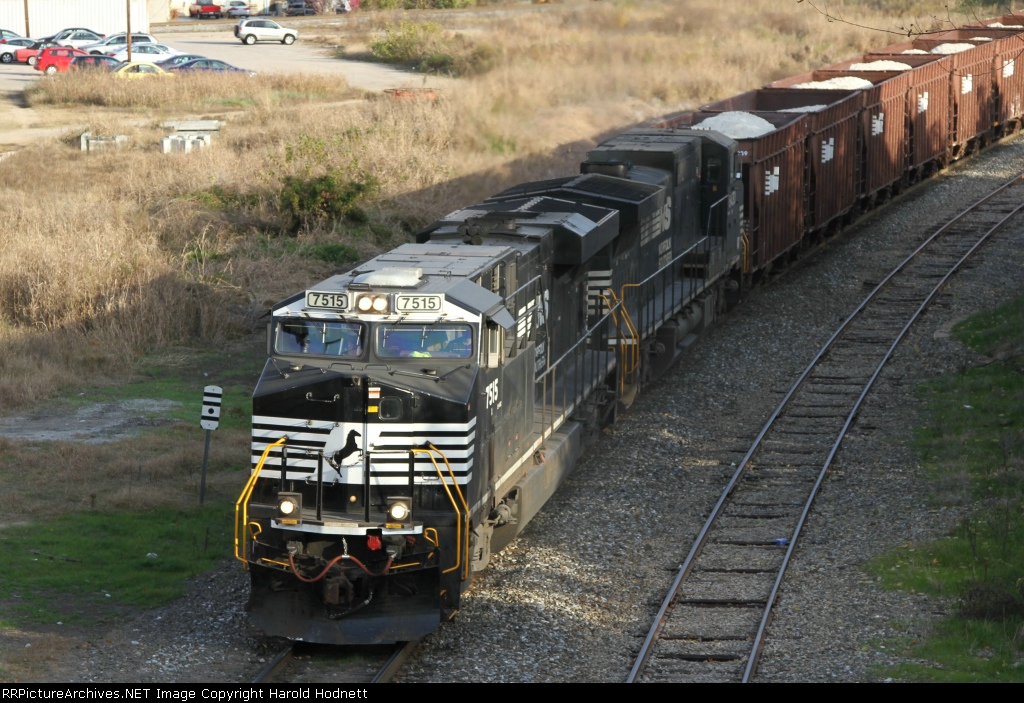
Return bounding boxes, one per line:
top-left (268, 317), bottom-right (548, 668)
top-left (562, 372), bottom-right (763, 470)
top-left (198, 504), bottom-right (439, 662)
top-left (378, 397), bottom-right (402, 420)
top-left (707, 157), bottom-right (721, 183)
top-left (377, 324), bottom-right (473, 359)
top-left (275, 319), bottom-right (364, 357)
top-left (485, 321), bottom-right (501, 368)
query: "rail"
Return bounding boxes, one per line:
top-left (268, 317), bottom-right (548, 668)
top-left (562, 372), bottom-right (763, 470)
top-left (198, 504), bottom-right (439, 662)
top-left (627, 170), bottom-right (1024, 683)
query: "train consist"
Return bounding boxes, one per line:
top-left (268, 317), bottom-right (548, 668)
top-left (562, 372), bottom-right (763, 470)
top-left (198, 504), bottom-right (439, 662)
top-left (234, 16), bottom-right (1024, 643)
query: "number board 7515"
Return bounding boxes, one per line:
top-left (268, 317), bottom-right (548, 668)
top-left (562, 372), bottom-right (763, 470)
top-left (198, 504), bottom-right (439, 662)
top-left (395, 294), bottom-right (443, 313)
top-left (305, 291), bottom-right (349, 310)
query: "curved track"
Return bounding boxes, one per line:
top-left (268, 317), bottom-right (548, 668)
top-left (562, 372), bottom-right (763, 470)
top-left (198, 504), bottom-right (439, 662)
top-left (627, 172), bottom-right (1024, 683)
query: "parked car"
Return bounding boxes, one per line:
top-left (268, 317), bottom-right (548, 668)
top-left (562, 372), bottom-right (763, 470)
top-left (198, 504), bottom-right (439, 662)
top-left (105, 44), bottom-right (185, 62)
top-left (155, 53), bottom-right (208, 69)
top-left (234, 18), bottom-right (297, 45)
top-left (225, 1), bottom-right (251, 17)
top-left (82, 33), bottom-right (158, 55)
top-left (0, 29), bottom-right (22, 41)
top-left (15, 41), bottom-right (59, 65)
top-left (35, 46), bottom-right (89, 74)
top-left (0, 37), bottom-right (37, 64)
top-left (113, 62), bottom-right (174, 79)
top-left (168, 58), bottom-right (255, 76)
top-left (69, 54), bottom-right (123, 71)
top-left (50, 29), bottom-right (105, 48)
top-left (286, 2), bottom-right (316, 16)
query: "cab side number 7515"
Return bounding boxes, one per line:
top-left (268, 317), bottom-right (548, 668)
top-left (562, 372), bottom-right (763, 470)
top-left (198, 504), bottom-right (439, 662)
top-left (485, 379), bottom-right (500, 409)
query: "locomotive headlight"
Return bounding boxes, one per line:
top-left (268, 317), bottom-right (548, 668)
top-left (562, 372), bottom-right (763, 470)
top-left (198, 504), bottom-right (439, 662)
top-left (386, 496), bottom-right (412, 524)
top-left (277, 492), bottom-right (303, 524)
top-left (356, 295), bottom-right (390, 314)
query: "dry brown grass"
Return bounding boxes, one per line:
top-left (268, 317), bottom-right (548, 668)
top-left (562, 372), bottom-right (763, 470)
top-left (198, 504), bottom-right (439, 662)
top-left (0, 424), bottom-right (250, 520)
top-left (24, 70), bottom-right (356, 110)
top-left (0, 0), bottom-right (969, 412)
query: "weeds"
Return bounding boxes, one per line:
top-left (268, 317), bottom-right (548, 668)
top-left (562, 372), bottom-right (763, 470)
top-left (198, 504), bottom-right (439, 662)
top-left (24, 71), bottom-right (354, 110)
top-left (872, 292), bottom-right (1024, 681)
top-left (369, 20), bottom-right (500, 76)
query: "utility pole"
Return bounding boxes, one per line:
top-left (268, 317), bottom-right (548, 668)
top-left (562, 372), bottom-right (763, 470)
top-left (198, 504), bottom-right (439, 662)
top-left (126, 0), bottom-right (132, 62)
top-left (22, 0), bottom-right (29, 37)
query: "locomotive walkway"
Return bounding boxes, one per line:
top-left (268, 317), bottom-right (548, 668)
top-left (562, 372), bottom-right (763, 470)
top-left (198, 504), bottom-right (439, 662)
top-left (627, 171), bottom-right (1024, 683)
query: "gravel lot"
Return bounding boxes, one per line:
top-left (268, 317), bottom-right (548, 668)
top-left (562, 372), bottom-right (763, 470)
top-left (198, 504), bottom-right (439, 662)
top-left (12, 132), bottom-right (1024, 683)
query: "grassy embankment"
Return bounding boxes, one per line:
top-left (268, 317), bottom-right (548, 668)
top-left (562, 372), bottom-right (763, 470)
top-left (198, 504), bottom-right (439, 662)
top-left (871, 297), bottom-right (1024, 682)
top-left (0, 0), bottom-right (968, 628)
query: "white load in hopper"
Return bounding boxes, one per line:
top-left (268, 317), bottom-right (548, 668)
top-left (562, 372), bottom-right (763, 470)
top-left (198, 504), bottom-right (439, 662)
top-left (693, 111), bottom-right (776, 139)
top-left (901, 49), bottom-right (930, 54)
top-left (778, 105), bottom-right (826, 113)
top-left (790, 76), bottom-right (874, 90)
top-left (847, 60), bottom-right (912, 71)
top-left (930, 43), bottom-right (976, 54)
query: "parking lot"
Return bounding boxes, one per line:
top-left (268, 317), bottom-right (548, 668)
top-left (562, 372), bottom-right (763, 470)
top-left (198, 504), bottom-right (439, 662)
top-left (0, 25), bottom-right (445, 93)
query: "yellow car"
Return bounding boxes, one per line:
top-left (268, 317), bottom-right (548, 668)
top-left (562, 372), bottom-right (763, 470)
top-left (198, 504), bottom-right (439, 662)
top-left (113, 61), bottom-right (174, 78)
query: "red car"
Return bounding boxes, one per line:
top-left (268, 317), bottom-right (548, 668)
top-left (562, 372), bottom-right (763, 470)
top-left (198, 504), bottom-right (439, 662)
top-left (34, 46), bottom-right (88, 74)
top-left (15, 40), bottom-right (58, 65)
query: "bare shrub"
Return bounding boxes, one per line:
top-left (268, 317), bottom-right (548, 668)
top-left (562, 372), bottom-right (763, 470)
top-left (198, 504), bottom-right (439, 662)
top-left (958, 580), bottom-right (1024, 620)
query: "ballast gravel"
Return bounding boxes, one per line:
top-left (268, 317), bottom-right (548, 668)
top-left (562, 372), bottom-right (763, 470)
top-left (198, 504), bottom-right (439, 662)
top-left (28, 133), bottom-right (1024, 684)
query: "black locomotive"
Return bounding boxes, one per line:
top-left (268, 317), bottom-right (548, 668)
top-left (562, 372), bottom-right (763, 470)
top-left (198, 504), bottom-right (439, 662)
top-left (234, 15), bottom-right (1024, 644)
top-left (234, 127), bottom-right (743, 643)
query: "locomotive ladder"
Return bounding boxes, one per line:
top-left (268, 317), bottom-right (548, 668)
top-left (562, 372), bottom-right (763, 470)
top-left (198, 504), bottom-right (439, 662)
top-left (627, 172), bottom-right (1024, 683)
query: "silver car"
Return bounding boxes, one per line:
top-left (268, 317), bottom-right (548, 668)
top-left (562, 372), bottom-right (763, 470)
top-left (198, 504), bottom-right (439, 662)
top-left (81, 33), bottom-right (157, 55)
top-left (234, 19), bottom-right (298, 45)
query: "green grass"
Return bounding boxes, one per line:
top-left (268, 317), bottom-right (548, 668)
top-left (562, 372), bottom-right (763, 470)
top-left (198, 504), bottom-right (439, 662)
top-left (0, 504), bottom-right (233, 626)
top-left (71, 346), bottom-right (266, 432)
top-left (870, 293), bottom-right (1024, 681)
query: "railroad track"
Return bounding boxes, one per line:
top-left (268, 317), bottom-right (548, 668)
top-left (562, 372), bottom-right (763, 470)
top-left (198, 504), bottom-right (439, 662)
top-left (627, 172), bottom-right (1024, 683)
top-left (252, 640), bottom-right (418, 683)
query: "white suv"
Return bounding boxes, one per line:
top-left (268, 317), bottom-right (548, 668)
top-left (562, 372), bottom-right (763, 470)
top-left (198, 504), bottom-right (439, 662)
top-left (234, 19), bottom-right (298, 45)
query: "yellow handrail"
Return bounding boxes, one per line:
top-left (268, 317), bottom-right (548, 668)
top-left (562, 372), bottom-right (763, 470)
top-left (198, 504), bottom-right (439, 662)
top-left (428, 442), bottom-right (471, 581)
top-left (234, 437), bottom-right (287, 565)
top-left (602, 289), bottom-right (640, 388)
top-left (412, 445), bottom-right (470, 581)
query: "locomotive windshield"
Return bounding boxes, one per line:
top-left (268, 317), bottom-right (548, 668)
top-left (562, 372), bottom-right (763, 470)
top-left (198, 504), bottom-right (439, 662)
top-left (377, 324), bottom-right (473, 359)
top-left (274, 319), bottom-right (364, 357)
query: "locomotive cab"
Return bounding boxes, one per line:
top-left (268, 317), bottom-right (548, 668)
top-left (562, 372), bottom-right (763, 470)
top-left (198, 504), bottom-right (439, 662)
top-left (240, 262), bottom-right (514, 643)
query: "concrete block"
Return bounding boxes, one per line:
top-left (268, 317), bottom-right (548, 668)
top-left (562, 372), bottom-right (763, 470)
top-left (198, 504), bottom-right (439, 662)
top-left (80, 132), bottom-right (129, 152)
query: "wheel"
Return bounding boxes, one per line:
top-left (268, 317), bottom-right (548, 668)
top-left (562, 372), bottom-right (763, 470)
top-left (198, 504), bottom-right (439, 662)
top-left (44, 64), bottom-right (57, 75)
top-left (282, 34), bottom-right (295, 45)
top-left (27, 55), bottom-right (37, 66)
top-left (0, 52), bottom-right (12, 64)
top-left (244, 34), bottom-right (256, 45)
